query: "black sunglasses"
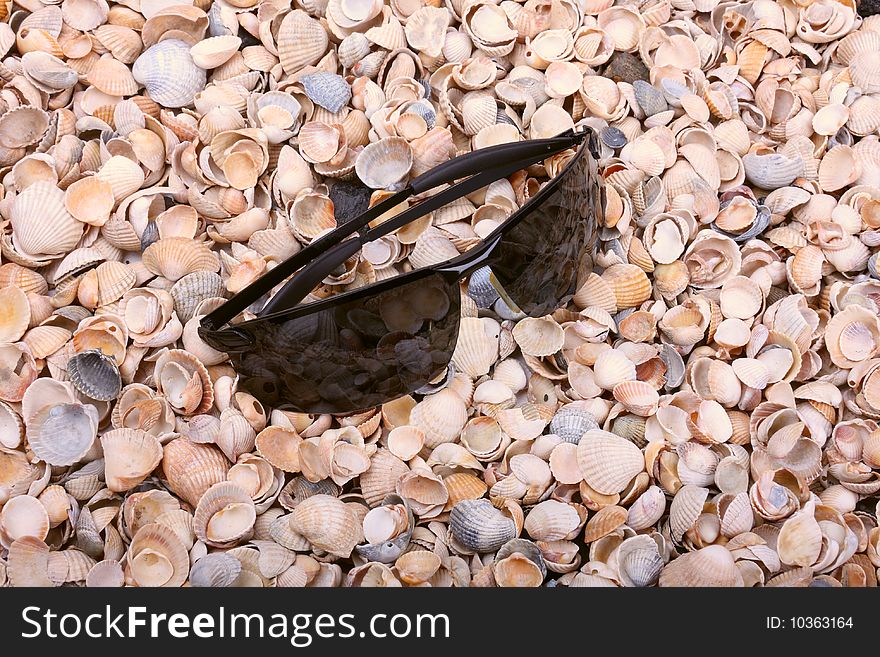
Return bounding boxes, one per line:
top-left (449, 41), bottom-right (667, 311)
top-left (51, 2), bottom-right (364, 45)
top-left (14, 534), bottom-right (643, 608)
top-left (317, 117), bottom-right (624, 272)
top-left (199, 127), bottom-right (601, 414)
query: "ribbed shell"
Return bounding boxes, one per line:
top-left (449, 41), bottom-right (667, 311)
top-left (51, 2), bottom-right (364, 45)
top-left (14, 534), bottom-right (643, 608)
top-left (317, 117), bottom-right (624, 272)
top-left (193, 481), bottom-right (257, 547)
top-left (576, 429), bottom-right (644, 494)
top-left (100, 428), bottom-right (163, 492)
top-left (162, 439), bottom-right (230, 507)
top-left (289, 494), bottom-right (361, 558)
top-left (132, 39), bottom-right (206, 108)
top-left (67, 349), bottom-right (122, 401)
top-left (449, 498), bottom-right (516, 552)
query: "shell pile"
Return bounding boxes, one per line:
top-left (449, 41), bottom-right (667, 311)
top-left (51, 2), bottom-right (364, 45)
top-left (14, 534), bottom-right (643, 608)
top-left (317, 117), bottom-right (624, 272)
top-left (0, 0), bottom-right (879, 589)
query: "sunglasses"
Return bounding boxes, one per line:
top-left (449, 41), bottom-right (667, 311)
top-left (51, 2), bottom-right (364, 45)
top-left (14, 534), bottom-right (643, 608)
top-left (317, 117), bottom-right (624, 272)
top-left (199, 127), bottom-right (601, 414)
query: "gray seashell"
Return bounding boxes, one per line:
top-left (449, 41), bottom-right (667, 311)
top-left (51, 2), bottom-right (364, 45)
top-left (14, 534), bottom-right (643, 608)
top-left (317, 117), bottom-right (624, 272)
top-left (493, 295), bottom-right (525, 321)
top-left (611, 414), bottom-right (647, 448)
top-left (132, 40), bottom-right (207, 108)
top-left (600, 126), bottom-right (627, 149)
top-left (496, 108), bottom-right (518, 126)
top-left (869, 252), bottom-right (880, 279)
top-left (742, 152), bottom-right (804, 190)
top-left (449, 498), bottom-right (516, 553)
top-left (829, 126), bottom-right (853, 149)
top-left (75, 508), bottom-right (104, 559)
top-left (140, 220), bottom-right (159, 252)
top-left (495, 538), bottom-right (547, 578)
top-left (467, 266), bottom-right (500, 308)
top-left (711, 202), bottom-right (771, 242)
top-left (549, 406), bottom-right (598, 444)
top-left (632, 80), bottom-right (667, 117)
top-left (616, 534), bottom-right (664, 587)
top-left (207, 2), bottom-right (235, 37)
top-left (404, 100), bottom-right (436, 130)
top-left (861, 230), bottom-right (880, 247)
top-left (190, 553), bottom-right (242, 587)
top-left (659, 78), bottom-right (689, 106)
top-left (659, 343), bottom-right (685, 390)
top-left (170, 271), bottom-right (225, 323)
top-left (300, 72), bottom-right (352, 113)
top-left (67, 350), bottom-right (122, 401)
top-left (278, 475), bottom-right (341, 511)
top-left (513, 77), bottom-right (550, 107)
top-left (338, 33), bottom-right (372, 70)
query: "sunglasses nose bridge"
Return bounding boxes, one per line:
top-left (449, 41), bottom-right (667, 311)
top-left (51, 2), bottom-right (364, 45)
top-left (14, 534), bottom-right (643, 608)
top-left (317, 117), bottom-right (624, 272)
top-left (198, 326), bottom-right (255, 352)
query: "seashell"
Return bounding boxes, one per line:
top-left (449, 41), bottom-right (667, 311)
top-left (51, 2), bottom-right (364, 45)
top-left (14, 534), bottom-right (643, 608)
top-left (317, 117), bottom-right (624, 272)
top-left (67, 350), bottom-right (122, 401)
top-left (0, 106), bottom-right (49, 151)
top-left (142, 238), bottom-right (219, 282)
top-left (133, 40), bottom-right (207, 108)
top-left (549, 406), bottom-right (599, 444)
top-left (27, 402), bottom-right (100, 466)
top-left (189, 552), bottom-right (241, 587)
top-left (0, 287), bottom-right (30, 344)
top-left (449, 498), bottom-right (517, 552)
top-left (86, 560), bottom-right (125, 588)
top-left (659, 544), bottom-right (743, 587)
top-left (301, 72), bottom-right (352, 114)
top-left (64, 177), bottom-right (116, 228)
top-left (193, 482), bottom-right (256, 548)
top-left (355, 137), bottom-right (413, 189)
top-left (410, 389), bottom-right (468, 449)
top-left (162, 438), bottom-right (229, 507)
top-left (601, 264), bottom-right (652, 310)
top-left (10, 182), bottom-right (84, 261)
top-left (290, 494), bottom-right (361, 558)
top-left (278, 10), bottom-right (329, 75)
top-left (101, 428), bottom-right (163, 492)
top-left (742, 151), bottom-right (804, 190)
top-left (170, 271), bottom-right (225, 323)
top-left (818, 145), bottom-right (860, 193)
top-left (577, 429), bottom-right (644, 495)
top-left (129, 523), bottom-right (189, 588)
top-left (190, 36), bottom-right (242, 70)
top-left (512, 316), bottom-right (564, 357)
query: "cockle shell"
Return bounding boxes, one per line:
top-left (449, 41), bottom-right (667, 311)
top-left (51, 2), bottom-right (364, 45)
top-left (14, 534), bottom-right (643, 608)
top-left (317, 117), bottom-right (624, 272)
top-left (66, 350), bottom-right (122, 401)
top-left (193, 482), bottom-right (257, 548)
top-left (162, 438), bottom-right (229, 507)
top-left (449, 498), bottom-right (517, 552)
top-left (101, 428), bottom-right (163, 492)
top-left (27, 402), bottom-right (99, 466)
top-left (289, 494), bottom-right (362, 558)
top-left (278, 9), bottom-right (329, 75)
top-left (142, 238), bottom-right (219, 282)
top-left (658, 544), bottom-right (744, 587)
top-left (355, 137), bottom-right (414, 189)
top-left (129, 523), bottom-right (189, 588)
top-left (133, 40), bottom-right (206, 108)
top-left (10, 182), bottom-right (83, 260)
top-left (577, 429), bottom-right (644, 494)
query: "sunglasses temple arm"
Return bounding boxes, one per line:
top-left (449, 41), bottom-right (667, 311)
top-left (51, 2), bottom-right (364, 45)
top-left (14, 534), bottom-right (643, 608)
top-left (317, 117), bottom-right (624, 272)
top-left (259, 137), bottom-right (586, 315)
top-left (408, 132), bottom-right (583, 194)
top-left (202, 132), bottom-right (586, 329)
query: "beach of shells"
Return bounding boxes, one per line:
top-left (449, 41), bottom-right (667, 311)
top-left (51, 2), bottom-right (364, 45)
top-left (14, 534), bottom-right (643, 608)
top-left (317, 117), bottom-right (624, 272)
top-left (0, 0), bottom-right (878, 588)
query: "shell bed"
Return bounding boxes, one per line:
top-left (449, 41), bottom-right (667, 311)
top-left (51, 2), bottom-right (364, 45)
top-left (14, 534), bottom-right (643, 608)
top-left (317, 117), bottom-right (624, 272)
top-left (0, 0), bottom-right (878, 588)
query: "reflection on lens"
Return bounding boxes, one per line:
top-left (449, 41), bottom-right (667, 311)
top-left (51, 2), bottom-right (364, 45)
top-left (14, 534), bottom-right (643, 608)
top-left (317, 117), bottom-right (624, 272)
top-left (230, 272), bottom-right (460, 413)
top-left (489, 147), bottom-right (599, 316)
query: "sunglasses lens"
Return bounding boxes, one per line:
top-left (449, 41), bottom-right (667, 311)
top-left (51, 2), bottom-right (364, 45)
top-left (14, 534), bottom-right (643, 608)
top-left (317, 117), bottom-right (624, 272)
top-left (228, 272), bottom-right (461, 414)
top-left (488, 147), bottom-right (598, 316)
